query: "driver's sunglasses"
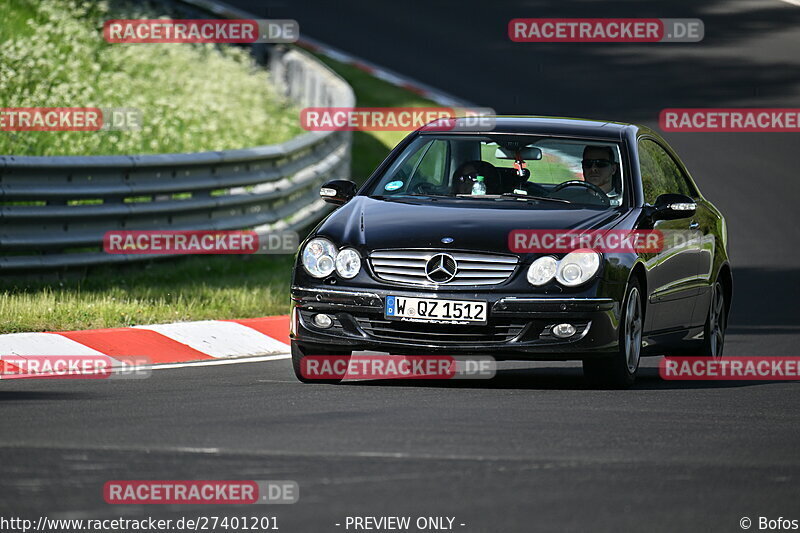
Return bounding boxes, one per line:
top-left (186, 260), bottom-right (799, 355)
top-left (582, 159), bottom-right (613, 169)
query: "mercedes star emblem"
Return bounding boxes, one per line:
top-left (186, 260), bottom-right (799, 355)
top-left (425, 253), bottom-right (458, 283)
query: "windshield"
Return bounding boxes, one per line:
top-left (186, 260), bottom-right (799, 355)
top-left (366, 134), bottom-right (626, 208)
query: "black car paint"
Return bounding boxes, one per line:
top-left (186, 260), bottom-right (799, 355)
top-left (290, 117), bottom-right (731, 360)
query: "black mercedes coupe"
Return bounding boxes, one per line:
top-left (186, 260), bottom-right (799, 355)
top-left (289, 117), bottom-right (732, 388)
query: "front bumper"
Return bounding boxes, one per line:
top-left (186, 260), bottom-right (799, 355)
top-left (290, 285), bottom-right (622, 360)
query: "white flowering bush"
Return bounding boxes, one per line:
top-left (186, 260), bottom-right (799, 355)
top-left (0, 0), bottom-right (303, 155)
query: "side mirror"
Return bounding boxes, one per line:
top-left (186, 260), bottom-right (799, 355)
top-left (320, 179), bottom-right (357, 206)
top-left (650, 193), bottom-right (696, 221)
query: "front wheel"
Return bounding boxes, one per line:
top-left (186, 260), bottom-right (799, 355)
top-left (291, 341), bottom-right (351, 384)
top-left (583, 279), bottom-right (643, 389)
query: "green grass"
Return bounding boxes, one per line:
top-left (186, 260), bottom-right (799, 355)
top-left (0, 0), bottom-right (40, 42)
top-left (0, 255), bottom-right (295, 333)
top-left (0, 42), bottom-right (436, 333)
top-left (0, 0), bottom-right (302, 156)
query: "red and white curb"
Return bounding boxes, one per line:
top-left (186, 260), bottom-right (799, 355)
top-left (0, 316), bottom-right (291, 370)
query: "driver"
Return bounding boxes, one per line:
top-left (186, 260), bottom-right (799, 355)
top-left (582, 145), bottom-right (618, 194)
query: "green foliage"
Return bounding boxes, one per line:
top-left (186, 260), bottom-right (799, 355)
top-left (0, 0), bottom-right (302, 155)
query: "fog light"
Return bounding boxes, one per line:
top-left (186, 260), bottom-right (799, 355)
top-left (552, 323), bottom-right (577, 338)
top-left (313, 313), bottom-right (333, 329)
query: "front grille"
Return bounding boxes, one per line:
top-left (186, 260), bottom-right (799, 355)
top-left (369, 250), bottom-right (518, 287)
top-left (354, 316), bottom-right (527, 344)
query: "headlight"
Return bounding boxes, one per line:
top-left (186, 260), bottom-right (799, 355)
top-left (302, 238), bottom-right (338, 278)
top-left (556, 250), bottom-right (601, 287)
top-left (527, 256), bottom-right (558, 286)
top-left (335, 248), bottom-right (361, 279)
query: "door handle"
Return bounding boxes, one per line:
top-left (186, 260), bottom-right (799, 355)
top-left (689, 221), bottom-right (700, 229)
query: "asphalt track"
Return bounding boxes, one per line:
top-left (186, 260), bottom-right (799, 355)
top-left (2, 1), bottom-right (800, 531)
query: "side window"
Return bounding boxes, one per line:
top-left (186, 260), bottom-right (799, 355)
top-left (638, 139), bottom-right (697, 203)
top-left (673, 162), bottom-right (699, 199)
top-left (411, 139), bottom-right (448, 185)
top-left (390, 144), bottom-right (425, 185)
top-left (639, 140), bottom-right (670, 204)
top-left (381, 139), bottom-right (448, 193)
top-left (658, 145), bottom-right (698, 198)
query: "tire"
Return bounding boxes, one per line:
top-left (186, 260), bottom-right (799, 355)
top-left (583, 278), bottom-right (643, 389)
top-left (689, 280), bottom-right (727, 359)
top-left (291, 341), bottom-right (351, 384)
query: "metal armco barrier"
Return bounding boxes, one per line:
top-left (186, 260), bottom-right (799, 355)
top-left (0, 36), bottom-right (354, 271)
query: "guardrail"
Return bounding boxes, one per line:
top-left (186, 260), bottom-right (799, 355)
top-left (0, 32), bottom-right (354, 271)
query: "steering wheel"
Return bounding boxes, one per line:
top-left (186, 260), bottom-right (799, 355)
top-left (551, 180), bottom-right (610, 206)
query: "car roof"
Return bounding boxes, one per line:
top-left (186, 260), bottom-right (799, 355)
top-left (420, 116), bottom-right (637, 140)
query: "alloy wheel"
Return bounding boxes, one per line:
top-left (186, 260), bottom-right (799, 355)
top-left (709, 282), bottom-right (726, 358)
top-left (624, 287), bottom-right (643, 374)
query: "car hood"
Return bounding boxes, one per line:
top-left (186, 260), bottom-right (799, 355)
top-left (315, 196), bottom-right (628, 254)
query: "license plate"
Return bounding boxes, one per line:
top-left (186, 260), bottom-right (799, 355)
top-left (385, 296), bottom-right (487, 325)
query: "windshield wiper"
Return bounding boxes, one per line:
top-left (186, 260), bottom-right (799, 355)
top-left (372, 193), bottom-right (570, 204)
top-left (369, 194), bottom-right (416, 199)
top-left (369, 194), bottom-right (445, 201)
top-left (500, 192), bottom-right (571, 204)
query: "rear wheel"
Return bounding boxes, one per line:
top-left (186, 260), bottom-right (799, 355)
top-left (291, 341), bottom-right (351, 384)
top-left (690, 280), bottom-right (727, 359)
top-left (583, 279), bottom-right (643, 389)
